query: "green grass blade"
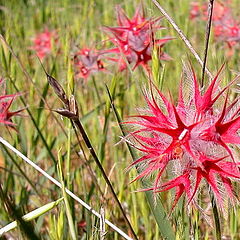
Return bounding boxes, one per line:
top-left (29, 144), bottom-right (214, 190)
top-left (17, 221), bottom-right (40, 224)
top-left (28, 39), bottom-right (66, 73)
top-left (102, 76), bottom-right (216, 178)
top-left (57, 149), bottom-right (77, 240)
top-left (0, 198), bottom-right (63, 236)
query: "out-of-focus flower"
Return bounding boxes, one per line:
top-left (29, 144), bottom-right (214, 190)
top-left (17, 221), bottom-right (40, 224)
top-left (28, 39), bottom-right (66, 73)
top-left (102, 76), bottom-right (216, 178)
top-left (190, 1), bottom-right (240, 53)
top-left (202, 1), bottom-right (230, 22)
top-left (0, 79), bottom-right (23, 128)
top-left (125, 64), bottom-right (240, 212)
top-left (190, 1), bottom-right (230, 22)
top-left (189, 2), bottom-right (202, 20)
top-left (103, 5), bottom-right (172, 72)
top-left (73, 48), bottom-right (106, 79)
top-left (31, 29), bottom-right (57, 59)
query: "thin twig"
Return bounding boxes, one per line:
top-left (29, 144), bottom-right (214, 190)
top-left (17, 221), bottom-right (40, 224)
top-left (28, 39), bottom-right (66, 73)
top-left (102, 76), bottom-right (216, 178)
top-left (0, 136), bottom-right (133, 240)
top-left (71, 121), bottom-right (106, 198)
top-left (201, 0), bottom-right (215, 87)
top-left (151, 0), bottom-right (213, 80)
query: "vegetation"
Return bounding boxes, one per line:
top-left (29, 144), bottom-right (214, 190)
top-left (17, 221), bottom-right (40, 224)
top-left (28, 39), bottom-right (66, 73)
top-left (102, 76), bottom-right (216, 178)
top-left (0, 0), bottom-right (240, 239)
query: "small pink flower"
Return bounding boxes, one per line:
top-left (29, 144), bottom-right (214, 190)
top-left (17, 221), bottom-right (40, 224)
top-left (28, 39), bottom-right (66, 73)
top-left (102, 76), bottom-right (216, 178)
top-left (103, 5), bottom-right (172, 72)
top-left (73, 48), bottom-right (106, 79)
top-left (125, 64), bottom-right (240, 212)
top-left (31, 29), bottom-right (57, 59)
top-left (0, 79), bottom-right (23, 128)
top-left (189, 2), bottom-right (202, 20)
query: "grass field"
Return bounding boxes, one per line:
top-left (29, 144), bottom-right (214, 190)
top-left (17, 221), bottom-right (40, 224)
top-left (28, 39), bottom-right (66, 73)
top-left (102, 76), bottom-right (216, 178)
top-left (0, 0), bottom-right (240, 239)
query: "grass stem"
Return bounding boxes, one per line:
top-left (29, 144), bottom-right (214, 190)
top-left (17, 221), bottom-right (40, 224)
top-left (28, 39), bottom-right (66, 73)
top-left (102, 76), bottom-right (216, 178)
top-left (151, 0), bottom-right (213, 80)
top-left (0, 136), bottom-right (133, 240)
top-left (201, 0), bottom-right (214, 88)
top-left (210, 191), bottom-right (221, 240)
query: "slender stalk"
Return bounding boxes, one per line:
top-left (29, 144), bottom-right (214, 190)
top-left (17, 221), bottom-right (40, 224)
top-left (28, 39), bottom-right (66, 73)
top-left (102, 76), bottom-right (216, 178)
top-left (57, 150), bottom-right (77, 240)
top-left (105, 85), bottom-right (175, 240)
top-left (0, 136), bottom-right (133, 240)
top-left (2, 146), bottom-right (40, 196)
top-left (66, 121), bottom-right (72, 187)
top-left (201, 0), bottom-right (215, 88)
top-left (73, 118), bottom-right (138, 240)
top-left (210, 192), bottom-right (221, 240)
top-left (71, 120), bottom-right (105, 197)
top-left (151, 0), bottom-right (213, 80)
top-left (202, 1), bottom-right (221, 239)
top-left (92, 76), bottom-right (102, 103)
top-left (46, 73), bottom-right (138, 240)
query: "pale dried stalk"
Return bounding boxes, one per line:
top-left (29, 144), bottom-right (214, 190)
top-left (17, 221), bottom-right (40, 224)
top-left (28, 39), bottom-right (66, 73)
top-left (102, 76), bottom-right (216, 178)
top-left (0, 136), bottom-right (133, 240)
top-left (151, 0), bottom-right (213, 80)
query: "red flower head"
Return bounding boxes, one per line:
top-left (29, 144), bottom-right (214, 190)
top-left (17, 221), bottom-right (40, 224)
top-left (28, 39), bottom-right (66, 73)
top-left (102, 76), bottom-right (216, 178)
top-left (103, 5), bottom-right (172, 72)
top-left (0, 79), bottom-right (23, 129)
top-left (31, 29), bottom-right (57, 59)
top-left (125, 64), bottom-right (240, 213)
top-left (73, 48), bottom-right (106, 79)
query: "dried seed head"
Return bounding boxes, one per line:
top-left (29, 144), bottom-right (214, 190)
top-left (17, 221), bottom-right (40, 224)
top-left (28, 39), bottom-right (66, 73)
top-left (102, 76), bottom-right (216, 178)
top-left (54, 109), bottom-right (77, 119)
top-left (47, 74), bottom-right (69, 106)
top-left (69, 95), bottom-right (79, 118)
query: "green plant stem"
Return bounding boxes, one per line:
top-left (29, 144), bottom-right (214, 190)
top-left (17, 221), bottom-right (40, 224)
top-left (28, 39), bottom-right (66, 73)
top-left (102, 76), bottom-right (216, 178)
top-left (1, 144), bottom-right (40, 195)
top-left (92, 76), bottom-right (101, 103)
top-left (210, 191), bottom-right (221, 240)
top-left (57, 150), bottom-right (77, 240)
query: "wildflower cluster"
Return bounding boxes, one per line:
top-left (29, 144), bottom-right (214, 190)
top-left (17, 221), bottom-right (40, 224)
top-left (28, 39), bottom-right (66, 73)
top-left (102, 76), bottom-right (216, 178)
top-left (31, 6), bottom-right (171, 80)
top-left (190, 1), bottom-right (240, 53)
top-left (0, 79), bottom-right (23, 129)
top-left (126, 65), bottom-right (240, 212)
top-left (71, 6), bottom-right (171, 79)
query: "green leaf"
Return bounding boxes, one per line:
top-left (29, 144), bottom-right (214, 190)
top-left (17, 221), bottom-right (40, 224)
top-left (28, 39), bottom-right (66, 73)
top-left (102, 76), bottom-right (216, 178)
top-left (0, 198), bottom-right (63, 236)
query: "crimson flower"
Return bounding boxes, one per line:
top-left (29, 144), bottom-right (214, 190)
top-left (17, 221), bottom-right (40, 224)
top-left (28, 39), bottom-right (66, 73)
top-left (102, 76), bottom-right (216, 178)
top-left (73, 48), bottom-right (106, 79)
top-left (31, 29), bottom-right (57, 59)
top-left (103, 5), bottom-right (172, 72)
top-left (0, 79), bottom-right (23, 128)
top-left (126, 64), bottom-right (240, 212)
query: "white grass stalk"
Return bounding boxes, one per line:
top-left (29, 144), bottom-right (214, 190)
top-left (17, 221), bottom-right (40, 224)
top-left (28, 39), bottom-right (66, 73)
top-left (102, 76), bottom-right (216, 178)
top-left (0, 136), bottom-right (133, 240)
